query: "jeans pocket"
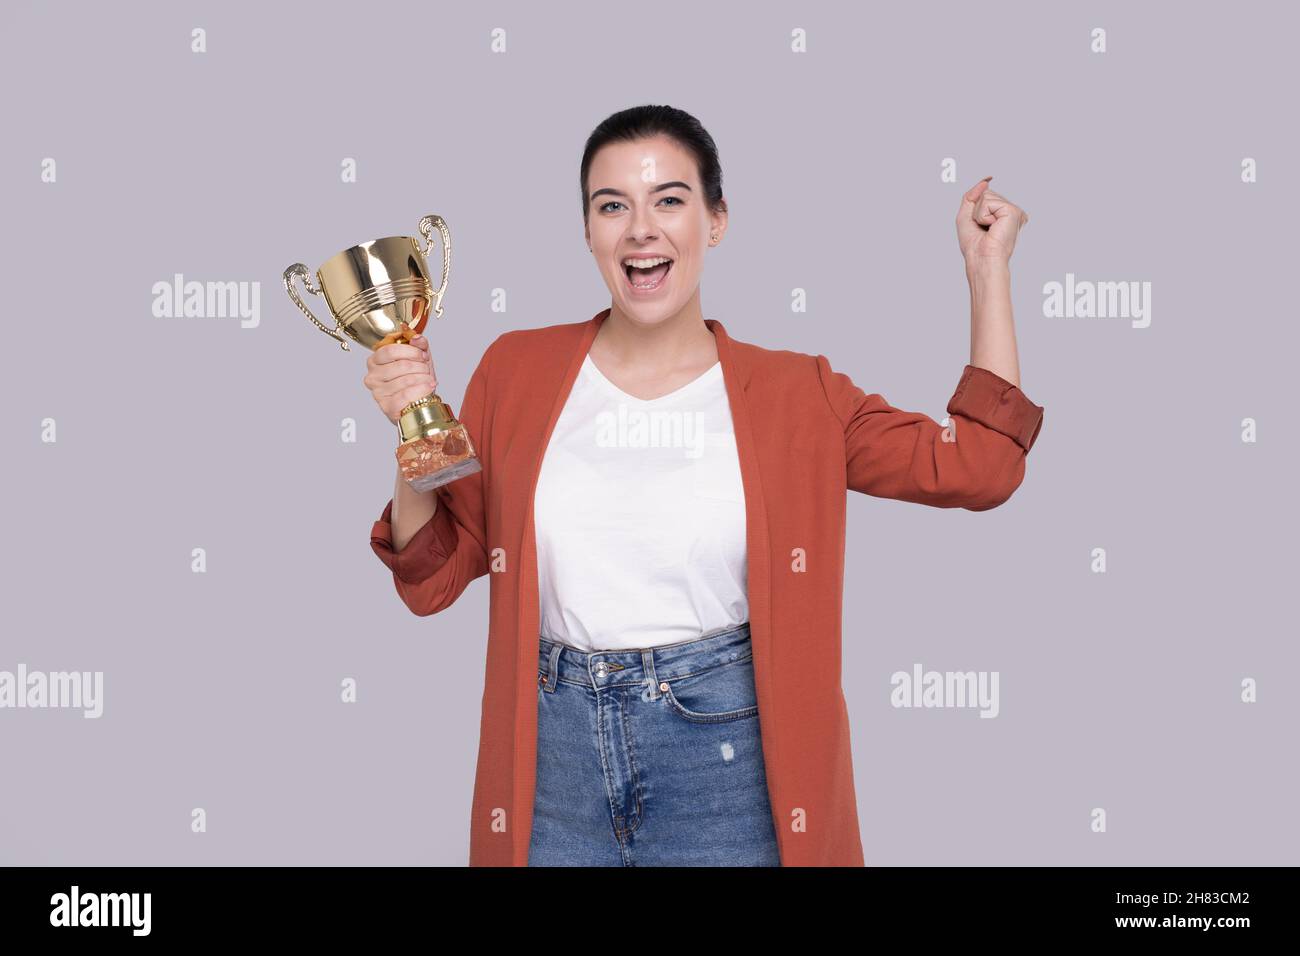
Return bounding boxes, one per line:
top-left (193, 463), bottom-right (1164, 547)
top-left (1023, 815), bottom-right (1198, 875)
top-left (660, 655), bottom-right (759, 723)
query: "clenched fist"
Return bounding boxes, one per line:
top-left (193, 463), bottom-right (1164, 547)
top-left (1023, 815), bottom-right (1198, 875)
top-left (956, 176), bottom-right (1030, 272)
top-left (364, 333), bottom-right (438, 425)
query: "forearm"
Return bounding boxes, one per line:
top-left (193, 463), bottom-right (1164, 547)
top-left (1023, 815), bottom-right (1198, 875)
top-left (390, 464), bottom-right (439, 552)
top-left (966, 261), bottom-right (1022, 388)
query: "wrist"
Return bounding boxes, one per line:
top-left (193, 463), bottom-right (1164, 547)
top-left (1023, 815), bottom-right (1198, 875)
top-left (966, 259), bottom-right (1011, 285)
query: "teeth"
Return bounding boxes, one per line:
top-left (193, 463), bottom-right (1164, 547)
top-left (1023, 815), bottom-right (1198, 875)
top-left (622, 256), bottom-right (672, 268)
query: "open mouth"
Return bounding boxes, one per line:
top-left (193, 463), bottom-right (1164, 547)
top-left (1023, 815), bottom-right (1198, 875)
top-left (622, 256), bottom-right (674, 292)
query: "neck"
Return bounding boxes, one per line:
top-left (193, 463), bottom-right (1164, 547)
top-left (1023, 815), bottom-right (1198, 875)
top-left (597, 293), bottom-right (716, 371)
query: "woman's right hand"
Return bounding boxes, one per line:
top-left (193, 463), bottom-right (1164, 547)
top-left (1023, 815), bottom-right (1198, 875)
top-left (364, 333), bottom-right (438, 425)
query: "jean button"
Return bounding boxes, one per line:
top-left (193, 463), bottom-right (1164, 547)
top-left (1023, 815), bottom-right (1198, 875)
top-left (595, 662), bottom-right (608, 677)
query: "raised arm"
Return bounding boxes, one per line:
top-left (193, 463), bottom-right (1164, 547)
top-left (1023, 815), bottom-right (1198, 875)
top-left (816, 175), bottom-right (1045, 510)
top-left (817, 355), bottom-right (1042, 511)
top-left (369, 337), bottom-right (497, 615)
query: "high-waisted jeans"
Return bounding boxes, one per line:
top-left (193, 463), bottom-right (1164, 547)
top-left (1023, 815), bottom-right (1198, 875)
top-left (528, 621), bottom-right (781, 866)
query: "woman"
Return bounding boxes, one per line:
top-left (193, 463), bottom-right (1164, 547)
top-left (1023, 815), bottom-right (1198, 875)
top-left (366, 105), bottom-right (1044, 866)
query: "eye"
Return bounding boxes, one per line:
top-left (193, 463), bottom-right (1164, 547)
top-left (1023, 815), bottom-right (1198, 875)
top-left (598, 196), bottom-right (684, 214)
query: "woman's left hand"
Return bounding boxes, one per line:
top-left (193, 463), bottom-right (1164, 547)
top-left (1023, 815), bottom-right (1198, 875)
top-left (956, 177), bottom-right (1029, 272)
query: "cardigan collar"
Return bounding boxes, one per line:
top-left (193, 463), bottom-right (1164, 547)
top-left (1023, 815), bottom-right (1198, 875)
top-left (577, 307), bottom-right (753, 394)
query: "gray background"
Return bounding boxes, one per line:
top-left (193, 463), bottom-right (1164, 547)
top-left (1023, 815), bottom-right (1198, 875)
top-left (2, 0), bottom-right (1295, 865)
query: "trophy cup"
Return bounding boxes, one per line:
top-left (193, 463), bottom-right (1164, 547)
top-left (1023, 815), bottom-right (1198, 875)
top-left (283, 214), bottom-right (482, 492)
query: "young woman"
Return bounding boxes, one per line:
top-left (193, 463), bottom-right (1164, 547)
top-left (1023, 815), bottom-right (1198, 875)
top-left (365, 105), bottom-right (1044, 866)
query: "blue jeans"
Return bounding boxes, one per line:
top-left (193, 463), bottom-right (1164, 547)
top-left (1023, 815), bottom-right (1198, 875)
top-left (528, 621), bottom-right (781, 866)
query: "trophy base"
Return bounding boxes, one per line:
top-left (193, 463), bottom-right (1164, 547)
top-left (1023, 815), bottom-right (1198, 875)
top-left (397, 423), bottom-right (482, 492)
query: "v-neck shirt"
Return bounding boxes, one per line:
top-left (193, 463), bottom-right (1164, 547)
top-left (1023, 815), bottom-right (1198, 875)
top-left (532, 352), bottom-right (748, 650)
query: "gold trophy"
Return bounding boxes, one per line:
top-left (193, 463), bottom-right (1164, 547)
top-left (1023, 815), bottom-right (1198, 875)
top-left (283, 214), bottom-right (482, 492)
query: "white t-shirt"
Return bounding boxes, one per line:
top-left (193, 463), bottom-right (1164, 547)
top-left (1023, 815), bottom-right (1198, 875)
top-left (534, 352), bottom-right (749, 651)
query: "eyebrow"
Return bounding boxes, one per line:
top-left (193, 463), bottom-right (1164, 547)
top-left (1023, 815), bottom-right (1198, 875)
top-left (589, 181), bottom-right (693, 203)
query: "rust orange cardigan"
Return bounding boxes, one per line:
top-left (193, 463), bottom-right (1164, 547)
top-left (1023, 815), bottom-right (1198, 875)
top-left (371, 307), bottom-right (1044, 866)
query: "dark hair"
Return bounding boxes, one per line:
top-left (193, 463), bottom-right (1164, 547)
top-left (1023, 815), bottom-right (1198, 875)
top-left (579, 104), bottom-right (727, 226)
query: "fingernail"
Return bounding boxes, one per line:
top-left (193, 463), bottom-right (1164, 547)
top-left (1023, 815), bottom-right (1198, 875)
top-left (981, 176), bottom-right (993, 182)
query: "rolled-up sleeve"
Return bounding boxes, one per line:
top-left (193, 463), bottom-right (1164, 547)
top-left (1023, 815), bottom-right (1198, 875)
top-left (816, 355), bottom-right (1044, 512)
top-left (370, 337), bottom-right (496, 615)
top-left (370, 495), bottom-right (463, 585)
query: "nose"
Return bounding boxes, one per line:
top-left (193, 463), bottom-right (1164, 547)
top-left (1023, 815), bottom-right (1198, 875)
top-left (628, 205), bottom-right (658, 242)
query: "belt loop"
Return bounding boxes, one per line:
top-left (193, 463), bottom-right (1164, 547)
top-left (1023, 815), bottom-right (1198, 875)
top-left (640, 648), bottom-right (660, 700)
top-left (542, 641), bottom-right (562, 694)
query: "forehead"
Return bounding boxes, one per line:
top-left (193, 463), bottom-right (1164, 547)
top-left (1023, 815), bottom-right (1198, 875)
top-left (589, 135), bottom-right (696, 187)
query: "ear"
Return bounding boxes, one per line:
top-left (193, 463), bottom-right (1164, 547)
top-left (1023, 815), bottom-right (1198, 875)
top-left (710, 204), bottom-right (729, 242)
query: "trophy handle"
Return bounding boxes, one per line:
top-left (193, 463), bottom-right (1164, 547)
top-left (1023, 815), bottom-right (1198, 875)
top-left (417, 215), bottom-right (452, 319)
top-left (283, 262), bottom-right (351, 351)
